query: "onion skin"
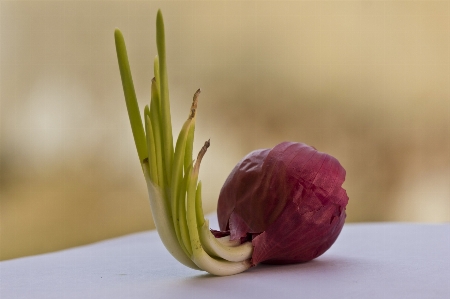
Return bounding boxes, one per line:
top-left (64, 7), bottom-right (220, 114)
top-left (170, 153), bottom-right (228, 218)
top-left (217, 142), bottom-right (349, 266)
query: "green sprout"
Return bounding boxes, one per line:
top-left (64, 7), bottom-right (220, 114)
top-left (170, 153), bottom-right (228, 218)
top-left (115, 10), bottom-right (252, 276)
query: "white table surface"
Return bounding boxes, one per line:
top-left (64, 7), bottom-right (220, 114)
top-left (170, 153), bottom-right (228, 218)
top-left (1, 215), bottom-right (449, 299)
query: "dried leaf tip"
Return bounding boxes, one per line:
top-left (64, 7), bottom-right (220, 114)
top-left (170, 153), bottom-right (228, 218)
top-left (194, 139), bottom-right (210, 173)
top-left (189, 89), bottom-right (201, 119)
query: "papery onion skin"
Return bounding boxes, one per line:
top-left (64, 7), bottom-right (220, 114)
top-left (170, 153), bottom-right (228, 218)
top-left (217, 142), bottom-right (349, 265)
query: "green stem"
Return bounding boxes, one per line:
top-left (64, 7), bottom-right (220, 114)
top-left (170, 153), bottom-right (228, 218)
top-left (170, 89), bottom-right (201, 255)
top-left (185, 123), bottom-right (195, 173)
top-left (186, 141), bottom-right (251, 276)
top-left (156, 10), bottom-right (174, 182)
top-left (178, 163), bottom-right (193, 257)
top-left (199, 219), bottom-right (253, 262)
top-left (195, 181), bottom-right (205, 227)
top-left (171, 118), bottom-right (193, 255)
top-left (184, 89), bottom-right (200, 172)
top-left (144, 112), bottom-right (159, 185)
top-left (117, 10), bottom-right (252, 276)
top-left (195, 181), bottom-right (253, 262)
top-left (114, 29), bottom-right (148, 165)
top-left (142, 162), bottom-right (199, 270)
top-left (150, 78), bottom-right (164, 190)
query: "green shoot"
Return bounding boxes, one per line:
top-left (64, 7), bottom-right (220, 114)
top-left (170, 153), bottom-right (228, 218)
top-left (115, 9), bottom-right (253, 276)
top-left (142, 163), bottom-right (199, 270)
top-left (114, 29), bottom-right (148, 165)
top-left (144, 112), bottom-right (159, 184)
top-left (186, 141), bottom-right (252, 275)
top-left (156, 10), bottom-right (174, 181)
top-left (150, 78), bottom-right (165, 193)
top-left (171, 117), bottom-right (193, 256)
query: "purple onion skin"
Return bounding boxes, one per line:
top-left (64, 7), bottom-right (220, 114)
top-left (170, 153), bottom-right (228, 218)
top-left (217, 142), bottom-right (349, 266)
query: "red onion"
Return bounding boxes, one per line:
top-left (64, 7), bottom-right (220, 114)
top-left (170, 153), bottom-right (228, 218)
top-left (117, 10), bottom-right (349, 275)
top-left (216, 142), bottom-right (349, 265)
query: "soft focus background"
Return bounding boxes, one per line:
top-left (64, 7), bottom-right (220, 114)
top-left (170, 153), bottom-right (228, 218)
top-left (1, 1), bottom-right (449, 261)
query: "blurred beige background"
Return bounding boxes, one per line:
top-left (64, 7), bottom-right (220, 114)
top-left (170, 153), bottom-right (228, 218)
top-left (1, 1), bottom-right (449, 261)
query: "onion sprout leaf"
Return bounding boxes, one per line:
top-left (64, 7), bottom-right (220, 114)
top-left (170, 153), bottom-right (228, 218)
top-left (115, 9), bottom-right (253, 276)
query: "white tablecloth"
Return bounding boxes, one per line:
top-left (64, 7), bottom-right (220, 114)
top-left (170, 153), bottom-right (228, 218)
top-left (1, 216), bottom-right (449, 299)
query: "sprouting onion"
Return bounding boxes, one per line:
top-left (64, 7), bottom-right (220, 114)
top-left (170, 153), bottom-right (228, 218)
top-left (115, 10), bottom-right (253, 276)
top-left (115, 9), bottom-right (349, 276)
